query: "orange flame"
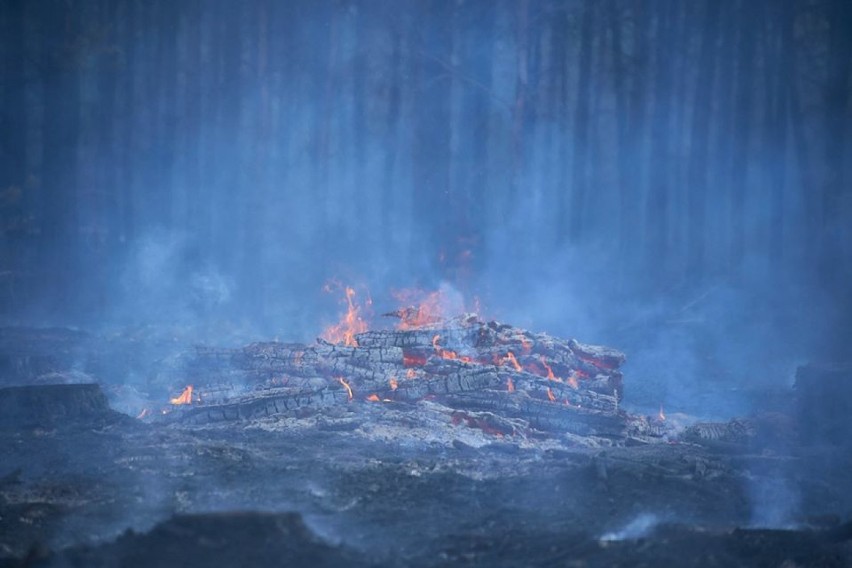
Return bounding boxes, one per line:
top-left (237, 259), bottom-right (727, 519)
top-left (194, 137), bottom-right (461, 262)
top-left (546, 388), bottom-right (556, 402)
top-left (337, 377), bottom-right (353, 401)
top-left (170, 385), bottom-right (193, 405)
top-left (542, 360), bottom-right (556, 380)
top-left (389, 377), bottom-right (398, 391)
top-left (321, 286), bottom-right (368, 347)
top-left (566, 373), bottom-right (579, 390)
top-left (507, 377), bottom-right (515, 393)
top-left (504, 352), bottom-right (522, 372)
top-left (432, 334), bottom-right (473, 363)
top-left (406, 369), bottom-right (416, 379)
top-left (393, 289), bottom-right (448, 329)
top-left (366, 394), bottom-right (380, 402)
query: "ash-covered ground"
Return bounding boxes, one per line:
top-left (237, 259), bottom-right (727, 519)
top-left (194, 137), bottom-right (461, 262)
top-left (0, 326), bottom-right (851, 567)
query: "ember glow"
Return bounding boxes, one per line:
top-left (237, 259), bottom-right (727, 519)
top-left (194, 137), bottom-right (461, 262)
top-left (504, 352), bottom-right (522, 372)
top-left (507, 377), bottom-right (515, 393)
top-left (170, 385), bottom-right (193, 405)
top-left (547, 388), bottom-right (557, 402)
top-left (389, 377), bottom-right (398, 391)
top-left (431, 334), bottom-right (473, 363)
top-left (321, 285), bottom-right (368, 347)
top-left (366, 394), bottom-right (380, 402)
top-left (566, 373), bottom-right (579, 390)
top-left (542, 360), bottom-right (556, 380)
top-left (337, 377), bottom-right (354, 401)
top-left (404, 353), bottom-right (428, 367)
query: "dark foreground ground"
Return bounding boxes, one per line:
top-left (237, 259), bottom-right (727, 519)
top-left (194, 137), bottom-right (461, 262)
top-left (0, 388), bottom-right (850, 568)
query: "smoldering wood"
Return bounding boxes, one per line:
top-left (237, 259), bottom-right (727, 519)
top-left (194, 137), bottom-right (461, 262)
top-left (154, 315), bottom-right (642, 441)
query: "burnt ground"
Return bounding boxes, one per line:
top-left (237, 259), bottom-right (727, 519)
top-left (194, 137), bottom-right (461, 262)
top-left (0, 396), bottom-right (851, 567)
top-left (0, 327), bottom-right (850, 567)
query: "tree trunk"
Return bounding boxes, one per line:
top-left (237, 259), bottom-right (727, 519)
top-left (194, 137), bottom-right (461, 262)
top-left (685, 0), bottom-right (721, 279)
top-left (568, 1), bottom-right (595, 242)
top-left (645, 1), bottom-right (675, 275)
top-left (41, 0), bottom-right (80, 310)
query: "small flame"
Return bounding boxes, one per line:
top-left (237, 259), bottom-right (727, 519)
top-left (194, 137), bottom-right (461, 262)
top-left (337, 377), bottom-right (353, 401)
top-left (566, 373), bottom-right (579, 390)
top-left (389, 377), bottom-right (398, 391)
top-left (507, 377), bottom-right (515, 393)
top-left (170, 385), bottom-right (193, 405)
top-left (406, 369), bottom-right (416, 379)
top-left (658, 405), bottom-right (666, 421)
top-left (393, 289), bottom-right (450, 329)
top-left (366, 394), bottom-right (380, 402)
top-left (136, 408), bottom-right (150, 419)
top-left (321, 286), bottom-right (368, 347)
top-left (542, 360), bottom-right (556, 380)
top-left (547, 388), bottom-right (556, 402)
top-left (504, 352), bottom-right (522, 372)
top-left (431, 334), bottom-right (473, 363)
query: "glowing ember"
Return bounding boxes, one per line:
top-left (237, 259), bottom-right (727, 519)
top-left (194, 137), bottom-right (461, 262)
top-left (170, 385), bottom-right (193, 405)
top-left (404, 353), bottom-right (427, 367)
top-left (406, 369), bottom-right (416, 379)
top-left (337, 377), bottom-right (353, 401)
top-left (542, 360), bottom-right (556, 380)
top-left (546, 388), bottom-right (556, 402)
top-left (431, 334), bottom-right (473, 363)
top-left (366, 394), bottom-right (380, 402)
top-left (321, 286), bottom-right (368, 347)
top-left (507, 377), bottom-right (515, 393)
top-left (566, 373), bottom-right (579, 390)
top-left (504, 351), bottom-right (522, 372)
top-left (389, 377), bottom-right (398, 391)
top-left (658, 405), bottom-right (666, 421)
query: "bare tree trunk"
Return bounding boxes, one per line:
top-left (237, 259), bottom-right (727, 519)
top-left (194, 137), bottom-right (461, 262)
top-left (1, 0), bottom-right (27, 190)
top-left (509, 0), bottom-right (529, 214)
top-left (182, 0), bottom-right (202, 236)
top-left (820, 0), bottom-right (852, 292)
top-left (0, 0), bottom-right (29, 310)
top-left (41, 0), bottom-right (80, 311)
top-left (645, 0), bottom-right (675, 273)
top-left (685, 0), bottom-right (721, 280)
top-left (767, 0), bottom-right (794, 267)
top-left (568, 1), bottom-right (595, 242)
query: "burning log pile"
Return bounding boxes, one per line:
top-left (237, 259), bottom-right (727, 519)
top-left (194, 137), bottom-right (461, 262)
top-left (159, 308), bottom-right (661, 444)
